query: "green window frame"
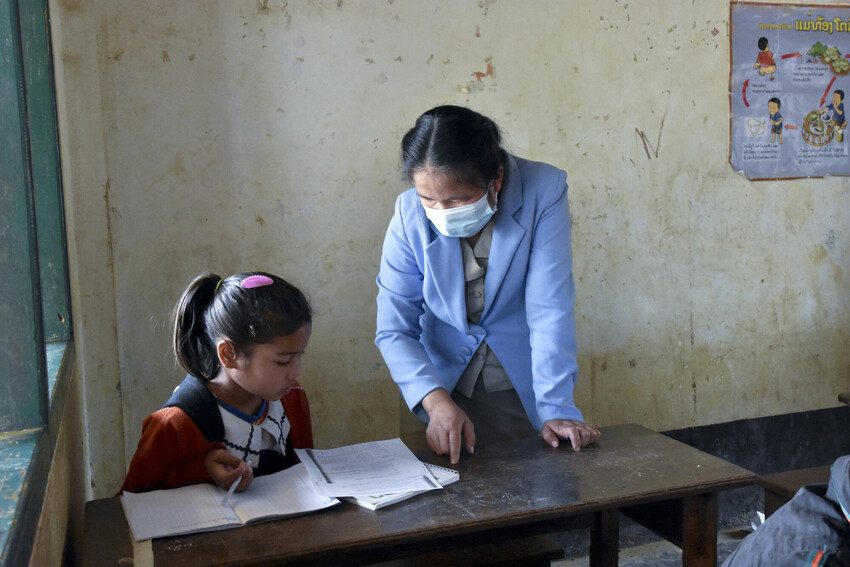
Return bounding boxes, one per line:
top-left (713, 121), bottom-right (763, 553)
top-left (1, 0), bottom-right (71, 563)
top-left (0, 0), bottom-right (69, 430)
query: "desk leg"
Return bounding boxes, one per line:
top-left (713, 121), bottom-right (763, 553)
top-left (589, 509), bottom-right (619, 567)
top-left (681, 493), bottom-right (717, 567)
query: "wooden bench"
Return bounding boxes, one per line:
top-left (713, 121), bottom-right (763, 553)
top-left (759, 393), bottom-right (847, 517)
top-left (759, 465), bottom-right (830, 517)
top-left (386, 534), bottom-right (564, 566)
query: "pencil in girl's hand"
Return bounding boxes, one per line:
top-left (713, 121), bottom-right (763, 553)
top-left (222, 475), bottom-right (243, 506)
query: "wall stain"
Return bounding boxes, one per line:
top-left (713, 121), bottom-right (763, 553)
top-left (635, 100), bottom-right (668, 159)
top-left (59, 0), bottom-right (81, 11)
top-left (478, 0), bottom-right (496, 18)
top-left (472, 56), bottom-right (494, 81)
top-left (825, 229), bottom-right (836, 250)
top-left (589, 358), bottom-right (597, 415)
top-left (691, 369), bottom-right (697, 417)
top-left (161, 50), bottom-right (170, 62)
top-left (102, 179), bottom-right (116, 273)
top-left (809, 245), bottom-right (827, 265)
top-left (255, 216), bottom-right (266, 227)
top-left (168, 158), bottom-right (186, 177)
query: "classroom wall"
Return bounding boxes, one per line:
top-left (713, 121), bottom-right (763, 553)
top-left (48, 0), bottom-right (850, 497)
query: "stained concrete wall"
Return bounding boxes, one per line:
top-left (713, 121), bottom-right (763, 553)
top-left (49, 0), bottom-right (850, 497)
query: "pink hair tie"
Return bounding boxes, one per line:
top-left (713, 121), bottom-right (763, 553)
top-left (240, 275), bottom-right (274, 289)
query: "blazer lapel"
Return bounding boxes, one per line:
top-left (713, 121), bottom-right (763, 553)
top-left (483, 156), bottom-right (525, 318)
top-left (423, 216), bottom-right (468, 332)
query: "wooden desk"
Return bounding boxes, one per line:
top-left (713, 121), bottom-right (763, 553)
top-left (83, 424), bottom-right (755, 567)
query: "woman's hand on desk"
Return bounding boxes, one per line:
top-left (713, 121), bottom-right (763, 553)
top-left (422, 389), bottom-right (476, 464)
top-left (541, 420), bottom-right (600, 451)
top-left (205, 448), bottom-right (253, 491)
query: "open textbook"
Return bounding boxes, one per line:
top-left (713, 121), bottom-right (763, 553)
top-left (344, 463), bottom-right (460, 510)
top-left (120, 463), bottom-right (339, 541)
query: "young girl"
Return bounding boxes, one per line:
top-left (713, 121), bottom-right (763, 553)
top-left (120, 271), bottom-right (312, 493)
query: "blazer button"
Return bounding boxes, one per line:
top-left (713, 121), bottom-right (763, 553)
top-left (457, 355), bottom-right (466, 363)
top-left (463, 347), bottom-right (472, 355)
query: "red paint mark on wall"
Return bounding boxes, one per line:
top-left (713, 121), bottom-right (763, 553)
top-left (472, 57), bottom-right (494, 81)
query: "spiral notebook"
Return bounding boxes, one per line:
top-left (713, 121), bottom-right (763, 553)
top-left (343, 463), bottom-right (460, 510)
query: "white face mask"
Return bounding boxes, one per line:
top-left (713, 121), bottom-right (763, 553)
top-left (423, 187), bottom-right (498, 238)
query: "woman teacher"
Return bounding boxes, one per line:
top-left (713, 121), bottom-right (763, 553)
top-left (376, 105), bottom-right (599, 463)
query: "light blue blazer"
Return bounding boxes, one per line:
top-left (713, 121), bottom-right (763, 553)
top-left (375, 154), bottom-right (583, 430)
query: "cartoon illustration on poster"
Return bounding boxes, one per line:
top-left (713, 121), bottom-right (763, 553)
top-left (731, 3), bottom-right (850, 180)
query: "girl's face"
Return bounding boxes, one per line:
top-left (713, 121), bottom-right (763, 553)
top-left (228, 323), bottom-right (312, 401)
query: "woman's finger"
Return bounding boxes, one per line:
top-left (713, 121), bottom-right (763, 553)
top-left (448, 425), bottom-right (461, 464)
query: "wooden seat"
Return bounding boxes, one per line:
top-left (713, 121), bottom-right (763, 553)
top-left (759, 465), bottom-right (830, 516)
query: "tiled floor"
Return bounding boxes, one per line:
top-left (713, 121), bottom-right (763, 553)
top-left (554, 525), bottom-right (750, 567)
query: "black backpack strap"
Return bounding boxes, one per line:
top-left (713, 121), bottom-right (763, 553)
top-left (163, 374), bottom-right (224, 442)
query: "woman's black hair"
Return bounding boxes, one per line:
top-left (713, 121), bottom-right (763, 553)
top-left (173, 271), bottom-right (312, 381)
top-left (401, 105), bottom-right (507, 189)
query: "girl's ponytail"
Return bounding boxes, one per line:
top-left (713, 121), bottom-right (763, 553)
top-left (173, 272), bottom-right (221, 380)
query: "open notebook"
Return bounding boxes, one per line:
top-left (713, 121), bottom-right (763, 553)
top-left (343, 463), bottom-right (460, 510)
top-left (120, 463), bottom-right (339, 541)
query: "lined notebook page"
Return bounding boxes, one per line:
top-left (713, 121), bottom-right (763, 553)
top-left (232, 463), bottom-right (338, 523)
top-left (121, 483), bottom-right (239, 541)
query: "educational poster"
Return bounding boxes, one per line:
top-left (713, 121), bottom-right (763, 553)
top-left (730, 2), bottom-right (850, 180)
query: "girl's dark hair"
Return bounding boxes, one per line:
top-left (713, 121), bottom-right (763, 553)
top-left (173, 271), bottom-right (312, 381)
top-left (401, 105), bottom-right (507, 189)
top-left (757, 37), bottom-right (769, 51)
